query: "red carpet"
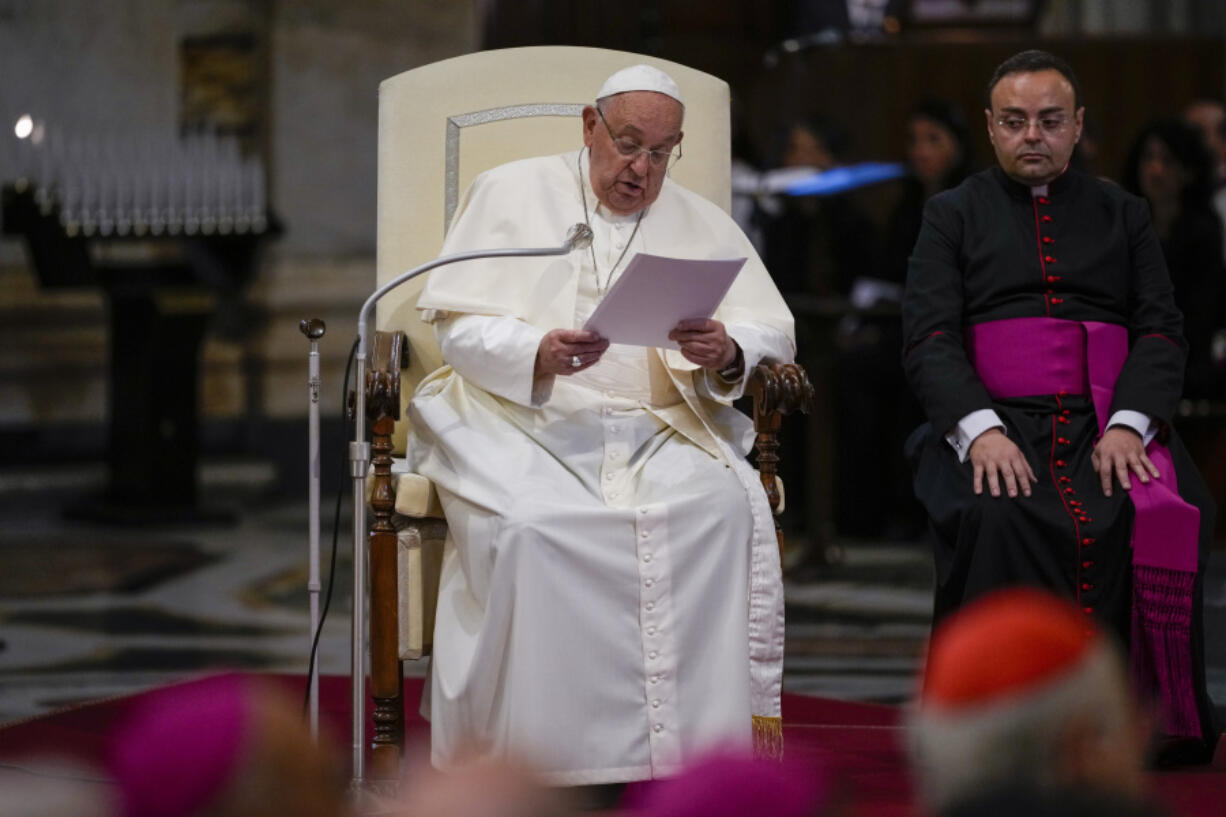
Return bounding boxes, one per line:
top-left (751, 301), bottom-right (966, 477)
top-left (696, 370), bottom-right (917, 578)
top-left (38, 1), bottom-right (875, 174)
top-left (1, 673), bottom-right (1222, 816)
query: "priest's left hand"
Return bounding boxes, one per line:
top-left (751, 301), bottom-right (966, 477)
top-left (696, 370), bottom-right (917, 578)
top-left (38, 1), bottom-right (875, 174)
top-left (669, 319), bottom-right (738, 370)
top-left (1092, 426), bottom-right (1160, 497)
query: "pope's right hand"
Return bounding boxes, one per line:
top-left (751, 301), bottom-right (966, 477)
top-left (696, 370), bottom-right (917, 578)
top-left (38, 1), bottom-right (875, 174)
top-left (535, 329), bottom-right (609, 377)
top-left (968, 428), bottom-right (1037, 498)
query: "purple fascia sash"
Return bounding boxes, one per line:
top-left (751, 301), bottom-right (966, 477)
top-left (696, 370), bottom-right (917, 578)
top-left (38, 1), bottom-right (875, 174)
top-left (965, 317), bottom-right (1202, 737)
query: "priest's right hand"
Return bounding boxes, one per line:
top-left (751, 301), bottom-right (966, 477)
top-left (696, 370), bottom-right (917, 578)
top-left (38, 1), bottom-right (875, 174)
top-left (535, 329), bottom-right (609, 377)
top-left (968, 428), bottom-right (1037, 498)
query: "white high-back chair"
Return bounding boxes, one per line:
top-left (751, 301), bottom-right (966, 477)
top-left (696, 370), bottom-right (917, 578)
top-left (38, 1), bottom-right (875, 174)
top-left (365, 46), bottom-right (811, 777)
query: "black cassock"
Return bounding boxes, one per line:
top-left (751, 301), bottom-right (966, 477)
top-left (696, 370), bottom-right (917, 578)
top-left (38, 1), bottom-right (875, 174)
top-left (902, 165), bottom-right (1218, 760)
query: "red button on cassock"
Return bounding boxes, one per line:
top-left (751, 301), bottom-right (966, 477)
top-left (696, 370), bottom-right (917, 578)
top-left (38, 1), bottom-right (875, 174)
top-left (1051, 297), bottom-right (1064, 304)
top-left (1056, 459), bottom-right (1067, 467)
top-left (1058, 437), bottom-right (1070, 445)
top-left (1081, 582), bottom-right (1093, 590)
top-left (1082, 560), bottom-right (1094, 568)
top-left (1043, 236), bottom-right (1054, 244)
top-left (1082, 537), bottom-right (1096, 545)
top-left (1042, 215), bottom-right (1053, 222)
top-left (1045, 256), bottom-right (1056, 263)
top-left (1058, 415), bottom-right (1070, 423)
top-left (1082, 606), bottom-right (1094, 615)
top-left (1059, 476), bottom-right (1071, 484)
top-left (1038, 197), bottom-right (1050, 204)
top-left (1047, 275), bottom-right (1061, 283)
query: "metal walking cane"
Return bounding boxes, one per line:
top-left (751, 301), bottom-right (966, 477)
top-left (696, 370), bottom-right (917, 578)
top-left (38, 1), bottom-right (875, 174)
top-left (299, 317), bottom-right (326, 740)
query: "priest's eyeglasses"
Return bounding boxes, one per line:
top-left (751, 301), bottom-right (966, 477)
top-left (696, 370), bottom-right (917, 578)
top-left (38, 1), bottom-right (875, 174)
top-left (597, 107), bottom-right (683, 169)
top-left (995, 113), bottom-right (1071, 135)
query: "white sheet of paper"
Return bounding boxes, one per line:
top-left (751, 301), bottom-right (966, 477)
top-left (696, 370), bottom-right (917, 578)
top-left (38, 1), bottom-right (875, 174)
top-left (582, 253), bottom-right (746, 349)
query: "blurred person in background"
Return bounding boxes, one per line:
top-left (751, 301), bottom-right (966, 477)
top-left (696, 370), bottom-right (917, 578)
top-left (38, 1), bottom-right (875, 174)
top-left (1069, 111), bottom-right (1102, 176)
top-left (759, 114), bottom-right (878, 297)
top-left (834, 99), bottom-right (975, 539)
top-left (755, 114), bottom-right (878, 545)
top-left (108, 676), bottom-right (348, 817)
top-left (622, 746), bottom-right (835, 817)
top-left (390, 759), bottom-right (569, 817)
top-left (880, 99), bottom-right (978, 285)
top-left (1182, 99), bottom-right (1226, 268)
top-left (1182, 99), bottom-right (1226, 187)
top-left (908, 588), bottom-right (1158, 817)
top-left (1122, 118), bottom-right (1226, 399)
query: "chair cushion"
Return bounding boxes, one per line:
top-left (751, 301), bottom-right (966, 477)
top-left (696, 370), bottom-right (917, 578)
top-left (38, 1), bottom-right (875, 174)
top-left (394, 516), bottom-right (447, 660)
top-left (365, 460), bottom-right (446, 519)
top-left (394, 472), bottom-right (445, 519)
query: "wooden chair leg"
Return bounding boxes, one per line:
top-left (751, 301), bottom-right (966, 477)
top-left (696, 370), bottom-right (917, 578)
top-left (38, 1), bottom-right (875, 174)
top-left (367, 332), bottom-right (406, 778)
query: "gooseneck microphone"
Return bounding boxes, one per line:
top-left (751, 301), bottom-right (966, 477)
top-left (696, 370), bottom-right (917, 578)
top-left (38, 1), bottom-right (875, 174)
top-left (565, 222), bottom-right (594, 251)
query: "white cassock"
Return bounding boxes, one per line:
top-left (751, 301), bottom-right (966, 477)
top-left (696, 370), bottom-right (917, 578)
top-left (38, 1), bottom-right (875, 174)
top-left (407, 150), bottom-right (795, 785)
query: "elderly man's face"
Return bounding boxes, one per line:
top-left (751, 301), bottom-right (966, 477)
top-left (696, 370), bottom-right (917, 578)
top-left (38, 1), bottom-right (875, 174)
top-left (986, 69), bottom-right (1083, 186)
top-left (582, 91), bottom-right (683, 216)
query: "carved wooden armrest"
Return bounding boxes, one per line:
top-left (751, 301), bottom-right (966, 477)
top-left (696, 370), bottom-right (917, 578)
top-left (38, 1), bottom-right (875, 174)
top-left (747, 362), bottom-right (815, 541)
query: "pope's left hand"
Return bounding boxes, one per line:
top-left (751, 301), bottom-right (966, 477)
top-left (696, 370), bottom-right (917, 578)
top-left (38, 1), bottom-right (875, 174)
top-left (669, 319), bottom-right (737, 370)
top-left (1091, 426), bottom-right (1160, 497)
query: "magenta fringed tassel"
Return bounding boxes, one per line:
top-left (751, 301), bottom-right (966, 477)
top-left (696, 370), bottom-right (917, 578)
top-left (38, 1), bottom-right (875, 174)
top-left (1131, 564), bottom-right (1201, 737)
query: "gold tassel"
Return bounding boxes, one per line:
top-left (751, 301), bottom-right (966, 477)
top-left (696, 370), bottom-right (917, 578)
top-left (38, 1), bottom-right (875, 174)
top-left (752, 715), bottom-right (784, 759)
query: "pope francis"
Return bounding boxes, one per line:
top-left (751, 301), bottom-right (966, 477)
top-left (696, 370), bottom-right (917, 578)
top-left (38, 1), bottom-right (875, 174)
top-left (407, 65), bottom-right (796, 784)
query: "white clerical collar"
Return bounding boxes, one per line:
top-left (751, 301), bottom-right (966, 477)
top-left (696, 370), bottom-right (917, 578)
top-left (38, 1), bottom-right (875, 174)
top-left (1030, 163), bottom-right (1073, 196)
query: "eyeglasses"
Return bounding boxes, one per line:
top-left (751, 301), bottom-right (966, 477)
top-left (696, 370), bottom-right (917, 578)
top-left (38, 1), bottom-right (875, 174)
top-left (597, 107), bottom-right (682, 169)
top-left (994, 114), bottom-right (1071, 136)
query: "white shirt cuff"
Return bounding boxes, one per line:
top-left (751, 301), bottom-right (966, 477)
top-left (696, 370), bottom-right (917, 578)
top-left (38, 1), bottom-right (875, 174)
top-left (946, 409), bottom-right (1006, 463)
top-left (1106, 409), bottom-right (1155, 446)
top-left (945, 408), bottom-right (1154, 463)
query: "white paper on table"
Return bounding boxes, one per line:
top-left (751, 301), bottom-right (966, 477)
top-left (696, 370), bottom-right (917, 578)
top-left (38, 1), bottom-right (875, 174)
top-left (582, 253), bottom-right (746, 349)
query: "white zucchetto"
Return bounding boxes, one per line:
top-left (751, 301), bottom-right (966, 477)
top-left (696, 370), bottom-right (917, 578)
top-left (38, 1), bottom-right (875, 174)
top-left (596, 64), bottom-right (685, 107)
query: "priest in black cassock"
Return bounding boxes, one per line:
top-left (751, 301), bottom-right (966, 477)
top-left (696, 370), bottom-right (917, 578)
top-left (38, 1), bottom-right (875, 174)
top-left (902, 50), bottom-right (1219, 764)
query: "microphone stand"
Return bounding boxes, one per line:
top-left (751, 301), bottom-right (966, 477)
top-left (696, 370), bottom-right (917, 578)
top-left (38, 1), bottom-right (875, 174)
top-left (299, 317), bottom-right (326, 743)
top-left (348, 224), bottom-right (592, 788)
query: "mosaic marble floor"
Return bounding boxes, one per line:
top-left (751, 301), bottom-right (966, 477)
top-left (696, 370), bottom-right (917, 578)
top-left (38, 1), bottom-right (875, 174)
top-left (1, 462), bottom-right (1224, 728)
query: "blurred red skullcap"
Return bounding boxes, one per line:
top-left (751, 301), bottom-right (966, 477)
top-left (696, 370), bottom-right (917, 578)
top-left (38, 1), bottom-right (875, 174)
top-left (923, 588), bottom-right (1098, 709)
top-left (108, 675), bottom-right (251, 817)
top-left (625, 747), bottom-right (830, 817)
